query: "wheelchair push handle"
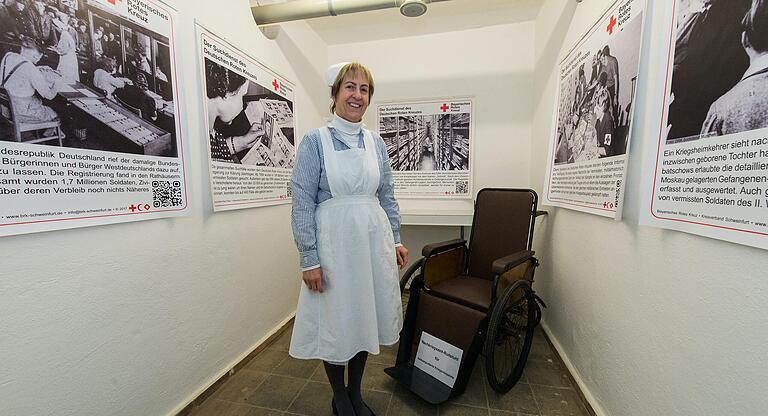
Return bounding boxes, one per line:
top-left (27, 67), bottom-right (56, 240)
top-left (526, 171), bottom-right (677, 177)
top-left (399, 257), bottom-right (425, 292)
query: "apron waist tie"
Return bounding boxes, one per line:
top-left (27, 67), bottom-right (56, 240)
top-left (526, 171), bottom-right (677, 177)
top-left (318, 195), bottom-right (378, 209)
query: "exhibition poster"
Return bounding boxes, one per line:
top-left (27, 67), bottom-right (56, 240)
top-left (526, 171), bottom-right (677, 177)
top-left (0, 0), bottom-right (189, 237)
top-left (543, 0), bottom-right (646, 218)
top-left (197, 24), bottom-right (295, 211)
top-left (640, 0), bottom-right (768, 250)
top-left (377, 98), bottom-right (472, 198)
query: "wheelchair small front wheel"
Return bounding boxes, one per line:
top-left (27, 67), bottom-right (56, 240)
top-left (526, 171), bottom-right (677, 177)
top-left (484, 280), bottom-right (535, 393)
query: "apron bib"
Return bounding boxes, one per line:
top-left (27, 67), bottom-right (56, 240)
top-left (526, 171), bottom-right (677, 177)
top-left (289, 127), bottom-right (402, 362)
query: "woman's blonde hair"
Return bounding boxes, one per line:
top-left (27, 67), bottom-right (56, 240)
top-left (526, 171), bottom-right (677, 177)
top-left (330, 62), bottom-right (374, 114)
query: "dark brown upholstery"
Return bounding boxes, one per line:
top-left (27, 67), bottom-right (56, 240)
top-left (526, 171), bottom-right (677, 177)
top-left (467, 189), bottom-right (535, 280)
top-left (423, 247), bottom-right (465, 288)
top-left (496, 261), bottom-right (534, 297)
top-left (412, 291), bottom-right (487, 369)
top-left (427, 276), bottom-right (492, 312)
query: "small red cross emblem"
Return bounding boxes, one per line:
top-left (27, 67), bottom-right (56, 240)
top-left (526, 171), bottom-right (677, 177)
top-left (129, 204), bottom-right (137, 212)
top-left (107, 0), bottom-right (122, 5)
top-left (607, 15), bottom-right (617, 34)
top-left (272, 79), bottom-right (279, 91)
top-left (440, 104), bottom-right (449, 112)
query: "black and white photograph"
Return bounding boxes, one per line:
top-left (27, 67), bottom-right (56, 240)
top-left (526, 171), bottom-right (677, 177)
top-left (0, 0), bottom-right (188, 237)
top-left (0, 0), bottom-right (178, 157)
top-left (204, 57), bottom-right (295, 169)
top-left (552, 9), bottom-right (641, 165)
top-left (666, 0), bottom-right (768, 143)
top-left (642, 0), bottom-right (768, 249)
top-left (544, 0), bottom-right (646, 219)
top-left (379, 112), bottom-right (469, 171)
top-left (377, 99), bottom-right (473, 198)
top-left (198, 25), bottom-right (296, 210)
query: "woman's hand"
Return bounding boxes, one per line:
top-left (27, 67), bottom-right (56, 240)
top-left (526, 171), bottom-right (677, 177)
top-left (302, 268), bottom-right (324, 293)
top-left (396, 246), bottom-right (409, 270)
top-left (231, 123), bottom-right (264, 153)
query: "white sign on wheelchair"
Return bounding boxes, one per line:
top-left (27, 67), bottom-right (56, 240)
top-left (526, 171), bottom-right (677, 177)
top-left (414, 332), bottom-right (463, 388)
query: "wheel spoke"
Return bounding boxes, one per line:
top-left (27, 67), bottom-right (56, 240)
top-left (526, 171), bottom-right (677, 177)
top-left (486, 284), bottom-right (535, 393)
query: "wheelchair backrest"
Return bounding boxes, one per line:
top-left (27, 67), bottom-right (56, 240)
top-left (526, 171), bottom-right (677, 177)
top-left (467, 188), bottom-right (537, 280)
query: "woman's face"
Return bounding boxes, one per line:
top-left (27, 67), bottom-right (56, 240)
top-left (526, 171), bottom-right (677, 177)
top-left (334, 70), bottom-right (370, 122)
top-left (217, 81), bottom-right (248, 124)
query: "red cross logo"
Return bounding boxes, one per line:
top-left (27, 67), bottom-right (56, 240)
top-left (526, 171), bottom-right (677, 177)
top-left (440, 104), bottom-right (449, 112)
top-left (107, 0), bottom-right (122, 5)
top-left (129, 204), bottom-right (137, 212)
top-left (272, 79), bottom-right (279, 91)
top-left (606, 15), bottom-right (617, 34)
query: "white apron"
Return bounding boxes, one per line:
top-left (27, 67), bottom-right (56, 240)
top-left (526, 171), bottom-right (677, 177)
top-left (289, 127), bottom-right (402, 363)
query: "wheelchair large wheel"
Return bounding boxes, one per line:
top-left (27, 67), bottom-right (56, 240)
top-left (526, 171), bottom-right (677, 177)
top-left (484, 280), bottom-right (535, 393)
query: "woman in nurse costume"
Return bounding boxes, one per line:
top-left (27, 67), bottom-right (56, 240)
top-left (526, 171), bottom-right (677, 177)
top-left (289, 62), bottom-right (408, 416)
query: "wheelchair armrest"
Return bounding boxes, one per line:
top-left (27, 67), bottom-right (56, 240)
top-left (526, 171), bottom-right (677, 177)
top-left (492, 250), bottom-right (536, 275)
top-left (422, 239), bottom-right (467, 257)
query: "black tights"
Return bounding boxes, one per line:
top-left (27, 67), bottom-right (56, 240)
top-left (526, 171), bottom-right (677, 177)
top-left (324, 351), bottom-right (372, 416)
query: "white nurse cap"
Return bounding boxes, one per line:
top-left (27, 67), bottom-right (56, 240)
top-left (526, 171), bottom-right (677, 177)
top-left (325, 62), bottom-right (350, 87)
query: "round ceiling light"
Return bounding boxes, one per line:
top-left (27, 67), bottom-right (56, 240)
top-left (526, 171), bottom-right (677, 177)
top-left (400, 0), bottom-right (428, 18)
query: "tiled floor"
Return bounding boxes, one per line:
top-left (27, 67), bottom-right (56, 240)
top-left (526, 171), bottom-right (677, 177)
top-left (189, 321), bottom-right (591, 416)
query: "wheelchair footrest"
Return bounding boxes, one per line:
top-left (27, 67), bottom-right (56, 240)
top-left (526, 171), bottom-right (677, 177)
top-left (384, 364), bottom-right (453, 405)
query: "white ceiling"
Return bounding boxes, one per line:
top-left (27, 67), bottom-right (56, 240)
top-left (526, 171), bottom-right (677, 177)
top-left (250, 0), bottom-right (544, 45)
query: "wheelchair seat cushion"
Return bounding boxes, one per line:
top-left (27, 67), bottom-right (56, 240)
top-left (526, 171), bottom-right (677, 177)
top-left (428, 275), bottom-right (492, 312)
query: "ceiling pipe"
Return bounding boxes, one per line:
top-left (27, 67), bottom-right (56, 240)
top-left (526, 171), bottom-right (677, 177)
top-left (252, 0), bottom-right (450, 26)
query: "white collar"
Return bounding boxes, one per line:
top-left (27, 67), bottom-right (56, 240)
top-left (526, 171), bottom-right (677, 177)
top-left (329, 113), bottom-right (363, 135)
top-left (742, 54), bottom-right (768, 80)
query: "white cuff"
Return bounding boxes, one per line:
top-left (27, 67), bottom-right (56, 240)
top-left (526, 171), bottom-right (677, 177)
top-left (301, 264), bottom-right (321, 272)
top-left (395, 243), bottom-right (403, 248)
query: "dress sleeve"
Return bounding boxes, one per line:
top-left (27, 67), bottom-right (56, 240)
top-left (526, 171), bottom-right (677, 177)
top-left (30, 66), bottom-right (58, 100)
top-left (373, 133), bottom-right (402, 245)
top-left (701, 103), bottom-right (723, 136)
top-left (291, 131), bottom-right (322, 269)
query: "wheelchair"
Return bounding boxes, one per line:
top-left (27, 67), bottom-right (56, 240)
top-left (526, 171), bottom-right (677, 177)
top-left (385, 188), bottom-right (547, 404)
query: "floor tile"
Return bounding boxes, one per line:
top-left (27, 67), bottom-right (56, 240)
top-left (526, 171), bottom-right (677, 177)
top-left (273, 356), bottom-right (321, 379)
top-left (189, 324), bottom-right (594, 416)
top-left (530, 385), bottom-right (588, 416)
top-left (387, 391), bottom-right (438, 415)
top-left (287, 381), bottom-right (334, 415)
top-left (213, 370), bottom-right (268, 403)
top-left (524, 358), bottom-right (571, 388)
top-left (245, 349), bottom-right (288, 372)
top-left (487, 382), bottom-right (539, 415)
top-left (269, 326), bottom-right (293, 351)
top-left (368, 343), bottom-right (398, 365)
top-left (448, 361), bottom-right (487, 408)
top-left (190, 398), bottom-right (282, 416)
top-left (361, 362), bottom-right (398, 393)
top-left (527, 337), bottom-right (557, 362)
top-left (309, 362), bottom-right (330, 384)
top-left (360, 389), bottom-right (392, 416)
top-left (244, 374), bottom-right (307, 411)
top-left (439, 403), bottom-right (491, 416)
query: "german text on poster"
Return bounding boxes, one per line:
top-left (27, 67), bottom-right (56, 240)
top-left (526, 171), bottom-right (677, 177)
top-left (377, 99), bottom-right (472, 198)
top-left (640, 0), bottom-right (768, 250)
top-left (197, 24), bottom-right (295, 211)
top-left (0, 0), bottom-right (189, 237)
top-left (543, 0), bottom-right (646, 218)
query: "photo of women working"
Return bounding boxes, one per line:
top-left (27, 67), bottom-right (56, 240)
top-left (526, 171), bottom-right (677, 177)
top-left (204, 57), bottom-right (296, 167)
top-left (289, 62), bottom-right (409, 416)
top-left (0, 0), bottom-right (177, 157)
